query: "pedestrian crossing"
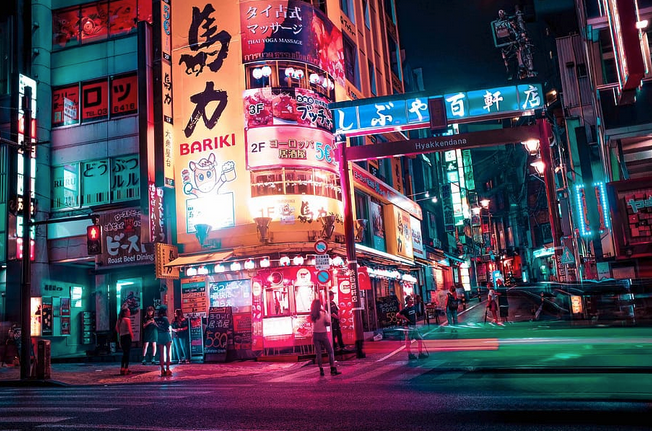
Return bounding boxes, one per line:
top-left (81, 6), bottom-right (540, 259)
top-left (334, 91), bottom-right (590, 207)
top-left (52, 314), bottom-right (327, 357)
top-left (264, 357), bottom-right (464, 384)
top-left (0, 387), bottom-right (213, 430)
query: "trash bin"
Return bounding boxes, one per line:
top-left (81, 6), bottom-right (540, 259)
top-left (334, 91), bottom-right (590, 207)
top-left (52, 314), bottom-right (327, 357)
top-left (36, 339), bottom-right (51, 379)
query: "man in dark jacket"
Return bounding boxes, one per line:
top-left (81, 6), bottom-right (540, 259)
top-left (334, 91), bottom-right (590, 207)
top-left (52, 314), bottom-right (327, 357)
top-left (329, 291), bottom-right (345, 352)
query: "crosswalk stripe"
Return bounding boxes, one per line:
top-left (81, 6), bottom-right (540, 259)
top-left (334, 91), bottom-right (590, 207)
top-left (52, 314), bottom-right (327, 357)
top-left (0, 394), bottom-right (191, 400)
top-left (0, 407), bottom-right (117, 413)
top-left (0, 416), bottom-right (73, 423)
top-left (345, 363), bottom-right (400, 382)
top-left (268, 366), bottom-right (321, 382)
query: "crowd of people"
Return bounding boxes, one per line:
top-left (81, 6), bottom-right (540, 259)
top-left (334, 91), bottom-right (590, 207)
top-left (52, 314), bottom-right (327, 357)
top-left (113, 304), bottom-right (191, 377)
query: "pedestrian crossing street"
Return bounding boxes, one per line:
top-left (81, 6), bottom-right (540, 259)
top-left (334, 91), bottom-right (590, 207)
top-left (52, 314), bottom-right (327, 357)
top-left (0, 359), bottom-right (468, 429)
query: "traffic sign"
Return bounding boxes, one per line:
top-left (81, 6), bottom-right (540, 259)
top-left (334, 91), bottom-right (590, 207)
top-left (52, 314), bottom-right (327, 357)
top-left (314, 240), bottom-right (328, 254)
top-left (560, 246), bottom-right (575, 265)
top-left (317, 270), bottom-right (331, 284)
top-left (315, 254), bottom-right (330, 270)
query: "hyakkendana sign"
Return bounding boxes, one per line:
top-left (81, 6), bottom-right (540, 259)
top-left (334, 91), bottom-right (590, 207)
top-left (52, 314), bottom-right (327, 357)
top-left (344, 125), bottom-right (539, 162)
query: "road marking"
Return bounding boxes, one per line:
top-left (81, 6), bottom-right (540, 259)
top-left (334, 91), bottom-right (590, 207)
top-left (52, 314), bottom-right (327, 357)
top-left (0, 408), bottom-right (117, 413)
top-left (40, 425), bottom-right (286, 431)
top-left (0, 417), bottom-right (73, 423)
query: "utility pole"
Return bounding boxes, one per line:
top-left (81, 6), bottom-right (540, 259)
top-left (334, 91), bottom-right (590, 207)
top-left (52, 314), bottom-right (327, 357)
top-left (20, 86), bottom-right (33, 380)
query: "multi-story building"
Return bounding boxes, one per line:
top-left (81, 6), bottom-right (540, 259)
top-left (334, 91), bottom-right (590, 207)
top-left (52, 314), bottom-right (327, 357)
top-left (557, 0), bottom-right (652, 279)
top-left (0, 0), bottom-right (428, 360)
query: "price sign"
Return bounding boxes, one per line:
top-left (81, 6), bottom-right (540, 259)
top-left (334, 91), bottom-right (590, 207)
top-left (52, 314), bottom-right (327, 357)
top-left (315, 254), bottom-right (330, 270)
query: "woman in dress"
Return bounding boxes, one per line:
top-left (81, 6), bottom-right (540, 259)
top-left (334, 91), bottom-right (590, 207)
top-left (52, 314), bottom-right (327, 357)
top-left (486, 284), bottom-right (501, 324)
top-left (154, 306), bottom-right (172, 377)
top-left (141, 306), bottom-right (158, 365)
top-left (115, 307), bottom-right (134, 375)
top-left (309, 299), bottom-right (340, 377)
top-left (171, 309), bottom-right (190, 364)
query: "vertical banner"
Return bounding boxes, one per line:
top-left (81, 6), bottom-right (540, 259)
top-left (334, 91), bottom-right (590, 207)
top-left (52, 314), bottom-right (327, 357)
top-left (204, 306), bottom-right (232, 362)
top-left (172, 0), bottom-right (247, 243)
top-left (251, 277), bottom-right (264, 351)
top-left (31, 297), bottom-right (42, 336)
top-left (189, 314), bottom-right (204, 360)
top-left (370, 201), bottom-right (386, 252)
top-left (336, 273), bottom-right (355, 345)
top-left (41, 297), bottom-right (53, 336)
top-left (60, 297), bottom-right (71, 336)
top-left (120, 284), bottom-right (142, 342)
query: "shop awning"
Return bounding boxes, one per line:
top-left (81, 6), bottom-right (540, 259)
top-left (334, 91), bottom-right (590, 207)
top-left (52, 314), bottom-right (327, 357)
top-left (355, 243), bottom-right (415, 267)
top-left (164, 250), bottom-right (233, 267)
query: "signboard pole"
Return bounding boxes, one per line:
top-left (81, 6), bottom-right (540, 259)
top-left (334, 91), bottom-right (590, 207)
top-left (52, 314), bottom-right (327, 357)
top-left (337, 141), bottom-right (365, 358)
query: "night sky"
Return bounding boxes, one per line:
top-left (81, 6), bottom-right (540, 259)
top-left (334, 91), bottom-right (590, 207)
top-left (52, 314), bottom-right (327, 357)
top-left (395, 0), bottom-right (578, 96)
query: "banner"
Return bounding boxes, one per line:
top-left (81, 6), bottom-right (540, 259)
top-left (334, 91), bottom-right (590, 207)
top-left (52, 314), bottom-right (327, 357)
top-left (240, 0), bottom-right (344, 84)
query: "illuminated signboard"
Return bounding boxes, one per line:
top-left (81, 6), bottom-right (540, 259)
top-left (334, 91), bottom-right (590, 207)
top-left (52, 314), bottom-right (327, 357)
top-left (603, 0), bottom-right (645, 91)
top-left (240, 0), bottom-right (344, 85)
top-left (246, 126), bottom-right (337, 172)
top-left (172, 1), bottom-right (247, 241)
top-left (244, 87), bottom-right (333, 132)
top-left (574, 182), bottom-right (610, 237)
top-left (383, 205), bottom-right (413, 259)
top-left (333, 84), bottom-right (543, 136)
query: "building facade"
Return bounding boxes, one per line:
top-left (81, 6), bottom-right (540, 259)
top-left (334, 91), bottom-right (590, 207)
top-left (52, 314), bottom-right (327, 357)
top-left (0, 0), bottom-right (433, 360)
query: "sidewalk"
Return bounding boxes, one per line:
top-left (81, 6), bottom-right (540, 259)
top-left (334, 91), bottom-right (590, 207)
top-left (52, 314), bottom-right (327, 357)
top-left (2, 300), bottom-right (651, 387)
top-left (0, 359), bottom-right (302, 387)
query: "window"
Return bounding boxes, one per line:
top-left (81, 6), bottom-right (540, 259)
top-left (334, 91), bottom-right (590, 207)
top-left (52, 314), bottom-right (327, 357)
top-left (368, 60), bottom-right (376, 95)
top-left (340, 0), bottom-right (355, 24)
top-left (387, 36), bottom-right (402, 80)
top-left (383, 0), bottom-right (396, 24)
top-left (71, 286), bottom-right (83, 308)
top-left (363, 0), bottom-right (371, 29)
top-left (52, 72), bottom-right (138, 128)
top-left (250, 168), bottom-right (341, 200)
top-left (343, 35), bottom-right (361, 89)
top-left (52, 0), bottom-right (147, 50)
top-left (52, 155), bottom-right (140, 210)
top-left (0, 19), bottom-right (10, 95)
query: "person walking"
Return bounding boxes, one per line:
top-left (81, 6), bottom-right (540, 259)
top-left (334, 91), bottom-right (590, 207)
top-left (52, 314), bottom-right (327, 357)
top-left (486, 284), bottom-right (501, 324)
top-left (446, 286), bottom-right (459, 328)
top-left (154, 305), bottom-right (172, 377)
top-left (171, 309), bottom-right (190, 364)
top-left (309, 298), bottom-right (340, 376)
top-left (397, 296), bottom-right (427, 360)
top-left (497, 282), bottom-right (510, 323)
top-left (141, 306), bottom-right (158, 365)
top-left (116, 307), bottom-right (134, 375)
top-left (329, 291), bottom-right (345, 352)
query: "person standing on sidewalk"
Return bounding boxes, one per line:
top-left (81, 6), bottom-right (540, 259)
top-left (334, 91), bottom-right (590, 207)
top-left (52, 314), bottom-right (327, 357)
top-left (446, 286), bottom-right (459, 328)
top-left (309, 299), bottom-right (340, 376)
top-left (141, 306), bottom-right (158, 365)
top-left (397, 296), bottom-right (427, 360)
top-left (116, 307), bottom-right (134, 375)
top-left (486, 284), bottom-right (501, 324)
top-left (329, 291), bottom-right (345, 352)
top-left (172, 309), bottom-right (190, 363)
top-left (155, 305), bottom-right (172, 377)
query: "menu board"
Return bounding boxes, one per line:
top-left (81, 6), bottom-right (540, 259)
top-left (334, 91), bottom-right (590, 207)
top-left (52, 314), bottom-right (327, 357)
top-left (376, 296), bottom-right (400, 328)
top-left (204, 307), bottom-right (232, 362)
top-left (189, 315), bottom-right (204, 359)
top-left (233, 312), bottom-right (252, 350)
top-left (181, 278), bottom-right (207, 314)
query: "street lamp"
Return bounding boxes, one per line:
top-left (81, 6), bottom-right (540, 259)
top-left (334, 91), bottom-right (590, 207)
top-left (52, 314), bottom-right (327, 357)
top-left (530, 157), bottom-right (546, 176)
top-left (521, 139), bottom-right (540, 156)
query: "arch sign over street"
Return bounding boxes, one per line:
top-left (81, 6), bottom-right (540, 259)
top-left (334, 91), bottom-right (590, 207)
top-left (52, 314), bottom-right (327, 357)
top-left (331, 83), bottom-right (559, 359)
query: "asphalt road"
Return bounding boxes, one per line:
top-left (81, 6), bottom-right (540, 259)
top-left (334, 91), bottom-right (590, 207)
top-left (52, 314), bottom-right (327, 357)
top-left (0, 376), bottom-right (650, 431)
